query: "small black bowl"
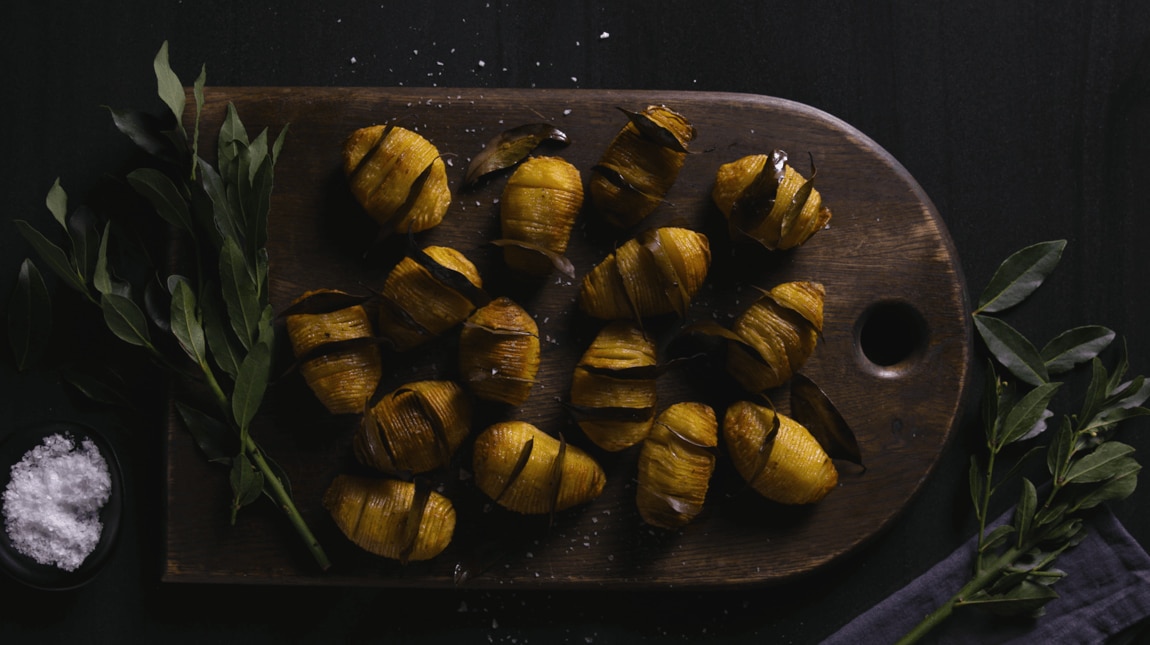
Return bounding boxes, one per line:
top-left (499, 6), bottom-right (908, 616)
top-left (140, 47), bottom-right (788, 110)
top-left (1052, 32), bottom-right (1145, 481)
top-left (0, 421), bottom-right (124, 590)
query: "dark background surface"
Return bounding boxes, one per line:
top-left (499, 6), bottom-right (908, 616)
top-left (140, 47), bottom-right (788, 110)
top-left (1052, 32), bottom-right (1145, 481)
top-left (2, 2), bottom-right (1149, 643)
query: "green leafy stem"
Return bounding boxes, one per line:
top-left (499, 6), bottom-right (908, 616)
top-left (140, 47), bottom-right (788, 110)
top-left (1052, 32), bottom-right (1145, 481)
top-left (9, 43), bottom-right (330, 571)
top-left (897, 241), bottom-right (1149, 643)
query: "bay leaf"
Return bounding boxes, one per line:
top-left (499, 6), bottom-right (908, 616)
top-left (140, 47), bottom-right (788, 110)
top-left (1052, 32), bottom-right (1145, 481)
top-left (153, 41), bottom-right (186, 134)
top-left (60, 363), bottom-right (133, 410)
top-left (175, 401), bottom-right (235, 464)
top-left (219, 235), bottom-right (259, 349)
top-left (127, 167), bottom-right (194, 233)
top-left (100, 291), bottom-right (152, 348)
top-left (975, 240), bottom-right (1066, 314)
top-left (1063, 441), bottom-right (1137, 484)
top-left (199, 284), bottom-right (241, 379)
top-left (232, 339), bottom-right (272, 432)
top-left (1041, 325), bottom-right (1114, 375)
top-left (66, 205), bottom-right (101, 286)
top-left (1069, 468), bottom-right (1140, 511)
top-left (14, 219), bottom-right (88, 295)
top-left (229, 452), bottom-right (265, 514)
top-left (1014, 477), bottom-right (1037, 546)
top-left (8, 258), bottom-right (51, 371)
top-left (979, 524), bottom-right (1015, 553)
top-left (974, 314), bottom-right (1049, 386)
top-left (999, 382), bottom-right (1060, 446)
top-left (45, 178), bottom-right (68, 229)
top-left (960, 580), bottom-right (1059, 617)
top-left (106, 107), bottom-right (174, 160)
top-left (169, 276), bottom-right (207, 365)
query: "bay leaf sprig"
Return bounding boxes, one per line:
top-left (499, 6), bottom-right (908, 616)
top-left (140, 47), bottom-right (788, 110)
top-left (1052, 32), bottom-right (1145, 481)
top-left (897, 240), bottom-right (1149, 643)
top-left (9, 42), bottom-right (330, 571)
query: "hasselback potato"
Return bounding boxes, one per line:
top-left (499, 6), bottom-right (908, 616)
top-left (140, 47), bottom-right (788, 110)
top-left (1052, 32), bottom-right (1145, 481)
top-left (712, 150), bottom-right (832, 251)
top-left (636, 402), bottom-right (717, 529)
top-left (579, 227), bottom-right (711, 320)
top-left (473, 421), bottom-right (606, 514)
top-left (284, 289), bottom-right (382, 415)
top-left (323, 475), bottom-right (455, 562)
top-left (589, 105), bottom-right (696, 228)
top-left (377, 245), bottom-right (487, 351)
top-left (497, 156), bottom-right (584, 276)
top-left (723, 400), bottom-right (838, 505)
top-left (569, 321), bottom-right (658, 452)
top-left (342, 124), bottom-right (451, 235)
top-left (354, 380), bottom-right (471, 475)
top-left (458, 297), bottom-right (541, 406)
top-left (726, 281), bottom-right (825, 393)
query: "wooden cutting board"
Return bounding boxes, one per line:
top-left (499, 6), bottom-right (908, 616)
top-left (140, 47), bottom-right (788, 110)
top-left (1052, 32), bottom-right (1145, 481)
top-left (163, 87), bottom-right (972, 588)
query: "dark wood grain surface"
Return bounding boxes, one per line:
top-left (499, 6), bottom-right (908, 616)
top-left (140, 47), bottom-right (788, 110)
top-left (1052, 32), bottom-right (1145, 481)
top-left (164, 88), bottom-right (970, 587)
top-left (4, 2), bottom-right (1150, 643)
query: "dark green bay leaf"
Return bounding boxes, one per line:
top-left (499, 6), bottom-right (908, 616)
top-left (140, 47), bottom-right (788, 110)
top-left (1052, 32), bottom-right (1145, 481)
top-left (93, 222), bottom-right (114, 296)
top-left (1046, 417), bottom-right (1075, 479)
top-left (1086, 406), bottom-right (1150, 434)
top-left (969, 455), bottom-right (984, 521)
top-left (175, 401), bottom-right (235, 463)
top-left (960, 580), bottom-right (1059, 617)
top-left (979, 524), bottom-right (1015, 553)
top-left (219, 236), bottom-right (260, 349)
top-left (975, 240), bottom-right (1066, 314)
top-left (106, 107), bottom-right (174, 160)
top-left (218, 103), bottom-right (249, 182)
top-left (196, 158), bottom-right (240, 244)
top-left (169, 276), bottom-right (206, 365)
top-left (127, 167), bottom-right (193, 233)
top-left (199, 283), bottom-right (241, 379)
top-left (1063, 441), bottom-right (1137, 484)
top-left (67, 205), bottom-right (101, 285)
top-left (1103, 374), bottom-right (1150, 412)
top-left (229, 453), bottom-right (265, 512)
top-left (100, 292), bottom-right (152, 348)
top-left (191, 65), bottom-right (206, 167)
top-left (59, 363), bottom-right (133, 410)
top-left (1070, 468), bottom-right (1140, 511)
top-left (271, 124), bottom-right (288, 165)
top-left (1041, 326), bottom-right (1114, 375)
top-left (974, 314), bottom-right (1049, 386)
top-left (1000, 382), bottom-right (1060, 446)
top-left (1015, 478), bottom-right (1037, 546)
top-left (8, 258), bottom-right (51, 371)
top-left (232, 339), bottom-right (272, 432)
top-left (45, 178), bottom-right (68, 229)
top-left (145, 276), bottom-right (172, 333)
top-left (15, 220), bottom-right (88, 295)
top-left (153, 41), bottom-right (186, 135)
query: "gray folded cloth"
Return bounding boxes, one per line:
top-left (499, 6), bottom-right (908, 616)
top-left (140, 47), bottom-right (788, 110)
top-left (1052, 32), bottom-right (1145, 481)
top-left (822, 507), bottom-right (1150, 644)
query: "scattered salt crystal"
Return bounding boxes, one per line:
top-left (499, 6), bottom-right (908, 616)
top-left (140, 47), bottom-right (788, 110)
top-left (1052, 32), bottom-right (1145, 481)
top-left (599, 31), bottom-right (609, 39)
top-left (3, 433), bottom-right (112, 571)
top-left (350, 56), bottom-right (357, 64)
top-left (478, 60), bottom-right (486, 67)
top-left (563, 109), bottom-right (572, 116)
top-left (571, 76), bottom-right (578, 83)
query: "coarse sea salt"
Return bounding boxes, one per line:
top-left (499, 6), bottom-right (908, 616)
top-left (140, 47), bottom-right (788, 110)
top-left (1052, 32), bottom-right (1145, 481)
top-left (2, 433), bottom-right (112, 572)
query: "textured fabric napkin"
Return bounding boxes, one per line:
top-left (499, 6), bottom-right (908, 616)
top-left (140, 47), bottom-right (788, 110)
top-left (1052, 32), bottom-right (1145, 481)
top-left (823, 507), bottom-right (1150, 644)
